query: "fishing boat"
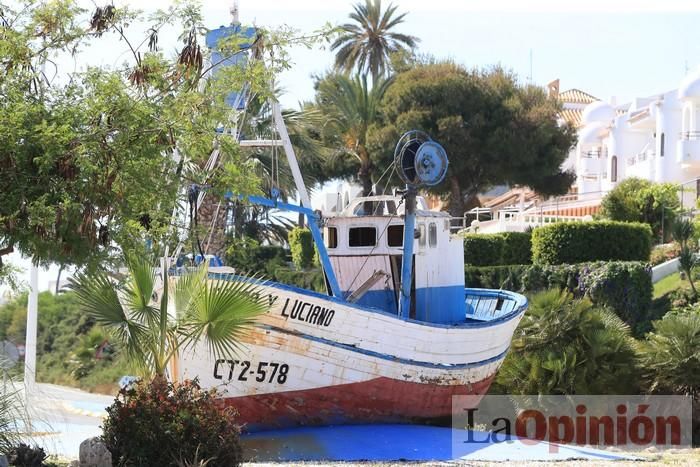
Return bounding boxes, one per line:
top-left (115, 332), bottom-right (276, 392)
top-left (171, 17), bottom-right (528, 432)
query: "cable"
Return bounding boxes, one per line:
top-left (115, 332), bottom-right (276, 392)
top-left (343, 197), bottom-right (404, 298)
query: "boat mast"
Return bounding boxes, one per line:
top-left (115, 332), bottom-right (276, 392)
top-left (398, 187), bottom-right (417, 318)
top-left (394, 132), bottom-right (449, 319)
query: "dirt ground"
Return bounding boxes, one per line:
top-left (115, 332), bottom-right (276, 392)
top-left (243, 448), bottom-right (700, 466)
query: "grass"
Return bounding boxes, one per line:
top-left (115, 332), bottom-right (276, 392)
top-left (653, 272), bottom-right (686, 299)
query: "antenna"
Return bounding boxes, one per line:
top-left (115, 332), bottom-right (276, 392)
top-left (230, 0), bottom-right (240, 25)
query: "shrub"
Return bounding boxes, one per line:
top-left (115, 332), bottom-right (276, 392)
top-left (599, 177), bottom-right (680, 239)
top-left (650, 243), bottom-right (680, 266)
top-left (288, 227), bottom-right (314, 270)
top-left (224, 236), bottom-right (288, 276)
top-left (463, 232), bottom-right (531, 266)
top-left (495, 290), bottom-right (639, 395)
top-left (6, 444), bottom-right (47, 467)
top-left (465, 261), bottom-right (653, 330)
top-left (273, 266), bottom-right (326, 293)
top-left (463, 234), bottom-right (504, 266)
top-left (637, 309), bottom-right (700, 444)
top-left (102, 378), bottom-right (242, 467)
top-left (465, 264), bottom-right (529, 290)
top-left (531, 221), bottom-right (652, 265)
top-left (499, 232), bottom-right (532, 265)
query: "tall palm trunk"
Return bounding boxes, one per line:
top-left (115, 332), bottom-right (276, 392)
top-left (358, 147), bottom-right (373, 196)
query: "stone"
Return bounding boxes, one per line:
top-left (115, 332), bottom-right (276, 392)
top-left (79, 437), bottom-right (112, 467)
top-left (0, 454), bottom-right (8, 467)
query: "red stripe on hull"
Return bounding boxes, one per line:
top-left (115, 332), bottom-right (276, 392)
top-left (224, 374), bottom-right (496, 432)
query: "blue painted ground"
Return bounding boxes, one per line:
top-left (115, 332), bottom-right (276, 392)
top-left (241, 424), bottom-right (636, 462)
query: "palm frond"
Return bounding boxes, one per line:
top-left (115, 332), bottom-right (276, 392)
top-left (122, 254), bottom-right (159, 326)
top-left (178, 273), bottom-right (268, 359)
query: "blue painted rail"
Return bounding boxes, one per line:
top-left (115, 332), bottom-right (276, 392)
top-left (465, 288), bottom-right (524, 322)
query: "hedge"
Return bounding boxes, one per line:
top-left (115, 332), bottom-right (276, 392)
top-left (464, 261), bottom-right (653, 330)
top-left (463, 232), bottom-right (532, 266)
top-left (531, 221), bottom-right (652, 265)
top-left (288, 227), bottom-right (314, 270)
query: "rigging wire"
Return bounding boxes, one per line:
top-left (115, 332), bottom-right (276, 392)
top-left (343, 196), bottom-right (404, 299)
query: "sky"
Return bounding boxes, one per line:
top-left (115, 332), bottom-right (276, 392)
top-left (4, 0), bottom-right (700, 295)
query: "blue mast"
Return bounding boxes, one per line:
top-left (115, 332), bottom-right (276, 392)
top-left (394, 132), bottom-right (449, 319)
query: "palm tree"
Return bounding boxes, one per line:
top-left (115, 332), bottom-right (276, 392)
top-left (495, 290), bottom-right (639, 395)
top-left (314, 73), bottom-right (393, 196)
top-left (331, 0), bottom-right (419, 80)
top-left (637, 310), bottom-right (700, 397)
top-left (68, 255), bottom-right (268, 379)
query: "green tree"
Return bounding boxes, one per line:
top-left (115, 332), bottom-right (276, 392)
top-left (0, 1), bottom-right (327, 279)
top-left (312, 73), bottom-right (393, 195)
top-left (331, 0), bottom-right (419, 80)
top-left (367, 62), bottom-right (577, 217)
top-left (495, 290), bottom-right (639, 395)
top-left (68, 255), bottom-right (268, 378)
top-left (600, 177), bottom-right (680, 240)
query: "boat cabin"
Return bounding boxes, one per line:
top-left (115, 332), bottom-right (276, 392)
top-left (323, 195), bottom-right (465, 324)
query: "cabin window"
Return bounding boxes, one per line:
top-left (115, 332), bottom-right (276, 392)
top-left (660, 133), bottom-right (665, 157)
top-left (387, 225), bottom-right (403, 247)
top-left (326, 227), bottom-right (338, 248)
top-left (418, 224), bottom-right (426, 246)
top-left (349, 227), bottom-right (376, 247)
top-left (429, 223), bottom-right (437, 247)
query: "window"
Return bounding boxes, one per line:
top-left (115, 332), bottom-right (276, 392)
top-left (611, 155), bottom-right (618, 183)
top-left (660, 133), bottom-right (665, 157)
top-left (418, 224), bottom-right (426, 247)
top-left (326, 227), bottom-right (338, 248)
top-left (349, 227), bottom-right (376, 247)
top-left (428, 223), bottom-right (437, 247)
top-left (387, 225), bottom-right (404, 247)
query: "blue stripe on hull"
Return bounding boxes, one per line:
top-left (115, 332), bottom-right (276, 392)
top-left (343, 289), bottom-right (397, 313)
top-left (415, 285), bottom-right (466, 324)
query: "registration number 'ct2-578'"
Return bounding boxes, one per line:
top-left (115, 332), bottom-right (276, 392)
top-left (213, 360), bottom-right (289, 384)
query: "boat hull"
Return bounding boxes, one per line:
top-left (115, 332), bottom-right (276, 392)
top-left (175, 274), bottom-right (526, 431)
top-left (223, 375), bottom-right (495, 431)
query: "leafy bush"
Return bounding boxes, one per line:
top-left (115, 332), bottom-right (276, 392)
top-left (465, 261), bottom-right (653, 329)
top-left (599, 177), bottom-right (680, 239)
top-left (6, 444), bottom-right (47, 467)
top-left (495, 290), bottom-right (639, 395)
top-left (499, 232), bottom-right (532, 265)
top-left (224, 236), bottom-right (288, 276)
top-left (288, 227), bottom-right (314, 270)
top-left (1, 368), bottom-right (23, 456)
top-left (650, 243), bottom-right (680, 266)
top-left (463, 232), bottom-right (531, 266)
top-left (463, 234), bottom-right (504, 266)
top-left (637, 308), bottom-right (700, 444)
top-left (273, 266), bottom-right (326, 293)
top-left (531, 221), bottom-right (652, 264)
top-left (580, 261), bottom-right (653, 329)
top-left (102, 378), bottom-right (242, 467)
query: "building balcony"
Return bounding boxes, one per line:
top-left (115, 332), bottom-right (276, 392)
top-left (676, 133), bottom-right (700, 165)
top-left (579, 156), bottom-right (600, 173)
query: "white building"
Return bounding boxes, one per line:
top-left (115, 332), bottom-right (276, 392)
top-left (565, 70), bottom-right (700, 208)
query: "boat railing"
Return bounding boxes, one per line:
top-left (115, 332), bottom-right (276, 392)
top-left (465, 288), bottom-right (525, 322)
